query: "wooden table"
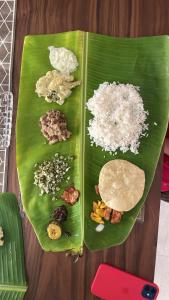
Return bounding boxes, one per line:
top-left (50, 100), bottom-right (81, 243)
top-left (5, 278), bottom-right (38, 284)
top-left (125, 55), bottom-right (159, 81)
top-left (8, 0), bottom-right (169, 299)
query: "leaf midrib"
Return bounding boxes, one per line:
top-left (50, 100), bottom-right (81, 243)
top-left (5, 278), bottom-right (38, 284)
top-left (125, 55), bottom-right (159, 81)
top-left (0, 284), bottom-right (27, 292)
top-left (79, 31), bottom-right (89, 250)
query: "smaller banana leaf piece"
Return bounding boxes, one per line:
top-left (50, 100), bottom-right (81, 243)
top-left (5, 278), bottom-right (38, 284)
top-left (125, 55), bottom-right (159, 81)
top-left (0, 193), bottom-right (27, 299)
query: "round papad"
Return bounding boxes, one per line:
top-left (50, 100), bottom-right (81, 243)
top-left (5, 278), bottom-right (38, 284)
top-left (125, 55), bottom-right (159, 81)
top-left (99, 159), bottom-right (145, 211)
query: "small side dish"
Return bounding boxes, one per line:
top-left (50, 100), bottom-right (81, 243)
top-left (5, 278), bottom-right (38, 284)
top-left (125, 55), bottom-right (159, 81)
top-left (47, 222), bottom-right (62, 240)
top-left (0, 226), bottom-right (4, 246)
top-left (90, 200), bottom-right (123, 225)
top-left (91, 200), bottom-right (106, 224)
top-left (48, 46), bottom-right (79, 74)
top-left (34, 153), bottom-right (73, 195)
top-left (61, 186), bottom-right (80, 205)
top-left (35, 70), bottom-right (80, 105)
top-left (40, 110), bottom-right (71, 144)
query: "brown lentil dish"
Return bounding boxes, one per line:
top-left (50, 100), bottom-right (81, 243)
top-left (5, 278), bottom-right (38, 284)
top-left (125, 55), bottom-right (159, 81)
top-left (40, 110), bottom-right (71, 144)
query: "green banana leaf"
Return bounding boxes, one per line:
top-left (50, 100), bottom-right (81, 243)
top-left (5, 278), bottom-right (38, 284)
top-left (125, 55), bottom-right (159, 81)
top-left (16, 31), bottom-right (169, 253)
top-left (0, 193), bottom-right (27, 298)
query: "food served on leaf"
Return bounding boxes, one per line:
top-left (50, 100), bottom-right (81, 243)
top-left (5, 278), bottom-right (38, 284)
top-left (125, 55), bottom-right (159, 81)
top-left (0, 226), bottom-right (4, 246)
top-left (48, 46), bottom-right (79, 74)
top-left (99, 159), bottom-right (145, 211)
top-left (90, 200), bottom-right (123, 225)
top-left (40, 110), bottom-right (71, 144)
top-left (87, 82), bottom-right (149, 154)
top-left (52, 205), bottom-right (68, 223)
top-left (103, 207), bottom-right (112, 221)
top-left (111, 210), bottom-right (123, 224)
top-left (90, 201), bottom-right (105, 224)
top-left (61, 186), bottom-right (80, 205)
top-left (35, 70), bottom-right (80, 105)
top-left (34, 153), bottom-right (73, 195)
top-left (47, 222), bottom-right (62, 240)
top-left (91, 187), bottom-right (123, 225)
top-left (95, 224), bottom-right (105, 232)
top-left (47, 205), bottom-right (68, 240)
top-left (95, 184), bottom-right (100, 195)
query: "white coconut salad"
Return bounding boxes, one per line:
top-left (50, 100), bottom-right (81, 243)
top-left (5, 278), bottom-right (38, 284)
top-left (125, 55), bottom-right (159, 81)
top-left (48, 46), bottom-right (79, 74)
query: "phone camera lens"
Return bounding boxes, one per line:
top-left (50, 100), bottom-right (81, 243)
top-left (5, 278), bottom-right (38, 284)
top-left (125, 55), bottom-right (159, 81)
top-left (151, 287), bottom-right (157, 294)
top-left (141, 285), bottom-right (157, 299)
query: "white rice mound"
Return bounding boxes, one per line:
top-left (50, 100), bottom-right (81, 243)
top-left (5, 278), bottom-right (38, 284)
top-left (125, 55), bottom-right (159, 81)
top-left (86, 82), bottom-right (149, 154)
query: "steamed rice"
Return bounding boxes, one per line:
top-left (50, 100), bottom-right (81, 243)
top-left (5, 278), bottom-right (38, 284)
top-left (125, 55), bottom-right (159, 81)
top-left (86, 82), bottom-right (149, 154)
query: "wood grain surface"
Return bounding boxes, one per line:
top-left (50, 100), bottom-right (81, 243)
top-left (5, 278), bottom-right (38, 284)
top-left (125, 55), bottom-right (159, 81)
top-left (8, 0), bottom-right (169, 299)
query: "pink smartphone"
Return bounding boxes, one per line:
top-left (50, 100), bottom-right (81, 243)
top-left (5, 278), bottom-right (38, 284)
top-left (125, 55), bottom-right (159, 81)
top-left (91, 264), bottom-right (159, 300)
